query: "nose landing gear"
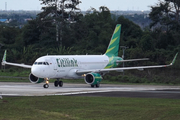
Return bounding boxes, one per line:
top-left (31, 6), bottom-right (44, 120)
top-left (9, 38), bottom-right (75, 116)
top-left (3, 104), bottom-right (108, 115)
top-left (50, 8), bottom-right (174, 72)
top-left (43, 78), bottom-right (49, 88)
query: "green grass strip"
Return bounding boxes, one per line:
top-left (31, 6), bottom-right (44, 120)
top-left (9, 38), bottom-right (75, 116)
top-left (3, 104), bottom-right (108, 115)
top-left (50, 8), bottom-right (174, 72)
top-left (0, 96), bottom-right (180, 120)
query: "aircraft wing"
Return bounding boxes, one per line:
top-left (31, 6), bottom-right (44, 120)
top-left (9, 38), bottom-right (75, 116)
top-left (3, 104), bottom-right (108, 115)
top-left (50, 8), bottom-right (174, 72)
top-left (1, 50), bottom-right (32, 69)
top-left (76, 53), bottom-right (178, 75)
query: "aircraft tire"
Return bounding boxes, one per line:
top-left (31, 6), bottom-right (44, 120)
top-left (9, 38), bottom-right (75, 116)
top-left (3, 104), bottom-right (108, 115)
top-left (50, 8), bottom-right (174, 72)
top-left (43, 84), bottom-right (49, 88)
top-left (59, 81), bottom-right (63, 87)
top-left (91, 85), bottom-right (95, 88)
top-left (54, 81), bottom-right (58, 87)
top-left (96, 83), bottom-right (100, 88)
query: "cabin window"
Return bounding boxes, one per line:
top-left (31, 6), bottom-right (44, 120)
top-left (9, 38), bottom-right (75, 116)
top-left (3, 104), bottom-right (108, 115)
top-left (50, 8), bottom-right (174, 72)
top-left (34, 62), bottom-right (49, 65)
top-left (38, 62), bottom-right (43, 65)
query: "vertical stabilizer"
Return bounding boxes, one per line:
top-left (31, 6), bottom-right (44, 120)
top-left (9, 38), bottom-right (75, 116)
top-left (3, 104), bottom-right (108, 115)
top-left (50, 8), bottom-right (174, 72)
top-left (105, 24), bottom-right (121, 57)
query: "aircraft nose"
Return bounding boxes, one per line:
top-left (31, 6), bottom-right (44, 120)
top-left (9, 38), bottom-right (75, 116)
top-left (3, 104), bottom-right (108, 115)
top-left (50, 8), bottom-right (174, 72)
top-left (31, 66), bottom-right (38, 76)
top-left (31, 65), bottom-right (49, 78)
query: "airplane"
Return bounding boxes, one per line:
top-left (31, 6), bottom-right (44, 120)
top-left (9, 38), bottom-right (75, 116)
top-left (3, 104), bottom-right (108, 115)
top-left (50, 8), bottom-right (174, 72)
top-left (1, 24), bottom-right (178, 88)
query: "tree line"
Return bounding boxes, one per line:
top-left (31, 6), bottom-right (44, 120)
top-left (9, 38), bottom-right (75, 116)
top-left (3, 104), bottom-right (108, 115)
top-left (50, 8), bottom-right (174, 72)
top-left (0, 0), bottom-right (179, 67)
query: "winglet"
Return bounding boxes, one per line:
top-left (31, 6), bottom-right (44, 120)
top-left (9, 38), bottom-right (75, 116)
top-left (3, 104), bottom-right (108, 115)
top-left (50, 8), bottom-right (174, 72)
top-left (2, 50), bottom-right (7, 66)
top-left (170, 53), bottom-right (178, 65)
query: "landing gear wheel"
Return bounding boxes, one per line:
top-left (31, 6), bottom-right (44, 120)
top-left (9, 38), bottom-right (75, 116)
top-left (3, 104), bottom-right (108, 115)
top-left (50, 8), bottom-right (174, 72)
top-left (59, 81), bottom-right (63, 87)
top-left (43, 84), bottom-right (49, 88)
top-left (44, 78), bottom-right (49, 88)
top-left (91, 85), bottom-right (95, 88)
top-left (96, 83), bottom-right (100, 88)
top-left (54, 81), bottom-right (58, 87)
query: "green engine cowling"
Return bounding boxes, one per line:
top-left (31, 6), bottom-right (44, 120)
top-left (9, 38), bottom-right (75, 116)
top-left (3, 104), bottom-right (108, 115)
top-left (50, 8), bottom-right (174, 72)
top-left (29, 73), bottom-right (44, 83)
top-left (84, 73), bottom-right (102, 85)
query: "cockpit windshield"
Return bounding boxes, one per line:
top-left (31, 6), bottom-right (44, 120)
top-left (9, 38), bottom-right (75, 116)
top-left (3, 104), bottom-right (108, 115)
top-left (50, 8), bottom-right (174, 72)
top-left (34, 62), bottom-right (49, 65)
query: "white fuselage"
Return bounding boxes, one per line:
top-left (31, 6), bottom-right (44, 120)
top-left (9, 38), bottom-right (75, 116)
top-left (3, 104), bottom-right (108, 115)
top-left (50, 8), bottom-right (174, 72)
top-left (31, 55), bottom-right (109, 79)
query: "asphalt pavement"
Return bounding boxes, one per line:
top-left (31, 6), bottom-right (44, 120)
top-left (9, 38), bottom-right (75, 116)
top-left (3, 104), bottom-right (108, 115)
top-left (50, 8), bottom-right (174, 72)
top-left (0, 82), bottom-right (180, 99)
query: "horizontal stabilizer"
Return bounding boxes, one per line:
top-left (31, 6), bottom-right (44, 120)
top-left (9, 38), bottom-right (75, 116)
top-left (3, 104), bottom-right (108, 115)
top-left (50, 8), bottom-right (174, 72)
top-left (116, 58), bottom-right (149, 63)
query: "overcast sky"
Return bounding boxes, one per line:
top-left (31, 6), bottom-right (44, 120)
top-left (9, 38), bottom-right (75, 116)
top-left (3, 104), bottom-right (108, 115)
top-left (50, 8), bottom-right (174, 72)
top-left (0, 0), bottom-right (159, 11)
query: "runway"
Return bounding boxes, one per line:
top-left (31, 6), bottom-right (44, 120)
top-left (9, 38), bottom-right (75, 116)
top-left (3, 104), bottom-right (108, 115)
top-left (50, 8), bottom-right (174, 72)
top-left (0, 82), bottom-right (180, 99)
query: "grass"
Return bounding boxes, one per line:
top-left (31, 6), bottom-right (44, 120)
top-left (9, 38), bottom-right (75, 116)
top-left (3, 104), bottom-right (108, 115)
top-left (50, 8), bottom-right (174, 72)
top-left (0, 68), bottom-right (30, 77)
top-left (0, 96), bottom-right (180, 120)
top-left (0, 77), bottom-right (29, 82)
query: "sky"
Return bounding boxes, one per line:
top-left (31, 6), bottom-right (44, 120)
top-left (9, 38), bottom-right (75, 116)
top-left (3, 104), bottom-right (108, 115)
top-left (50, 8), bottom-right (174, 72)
top-left (0, 0), bottom-right (159, 11)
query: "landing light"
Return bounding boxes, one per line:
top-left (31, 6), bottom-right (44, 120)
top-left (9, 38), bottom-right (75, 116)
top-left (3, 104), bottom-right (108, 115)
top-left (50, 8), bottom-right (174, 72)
top-left (82, 74), bottom-right (86, 77)
top-left (46, 81), bottom-right (49, 84)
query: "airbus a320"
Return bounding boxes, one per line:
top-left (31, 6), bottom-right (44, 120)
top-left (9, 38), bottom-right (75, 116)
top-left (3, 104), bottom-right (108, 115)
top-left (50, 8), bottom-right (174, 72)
top-left (1, 24), bottom-right (178, 88)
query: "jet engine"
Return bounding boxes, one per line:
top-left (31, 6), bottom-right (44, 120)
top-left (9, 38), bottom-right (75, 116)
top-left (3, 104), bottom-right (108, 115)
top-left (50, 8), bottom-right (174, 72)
top-left (84, 73), bottom-right (102, 85)
top-left (29, 73), bottom-right (44, 83)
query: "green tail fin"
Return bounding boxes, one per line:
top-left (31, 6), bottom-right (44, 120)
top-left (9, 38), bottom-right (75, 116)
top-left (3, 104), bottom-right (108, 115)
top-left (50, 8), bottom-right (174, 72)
top-left (105, 24), bottom-right (121, 57)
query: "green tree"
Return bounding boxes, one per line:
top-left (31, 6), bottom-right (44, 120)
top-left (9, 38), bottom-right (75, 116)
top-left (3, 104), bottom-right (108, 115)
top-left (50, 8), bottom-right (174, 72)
top-left (38, 0), bottom-right (81, 47)
top-left (140, 34), bottom-right (154, 51)
top-left (149, 0), bottom-right (180, 52)
top-left (150, 0), bottom-right (180, 31)
top-left (72, 6), bottom-right (115, 54)
top-left (116, 16), bottom-right (143, 49)
top-left (22, 19), bottom-right (41, 47)
top-left (0, 26), bottom-right (21, 49)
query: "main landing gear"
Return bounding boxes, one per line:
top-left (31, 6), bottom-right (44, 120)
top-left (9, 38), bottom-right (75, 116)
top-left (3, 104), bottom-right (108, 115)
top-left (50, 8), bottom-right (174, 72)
top-left (43, 78), bottom-right (63, 88)
top-left (54, 79), bottom-right (63, 87)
